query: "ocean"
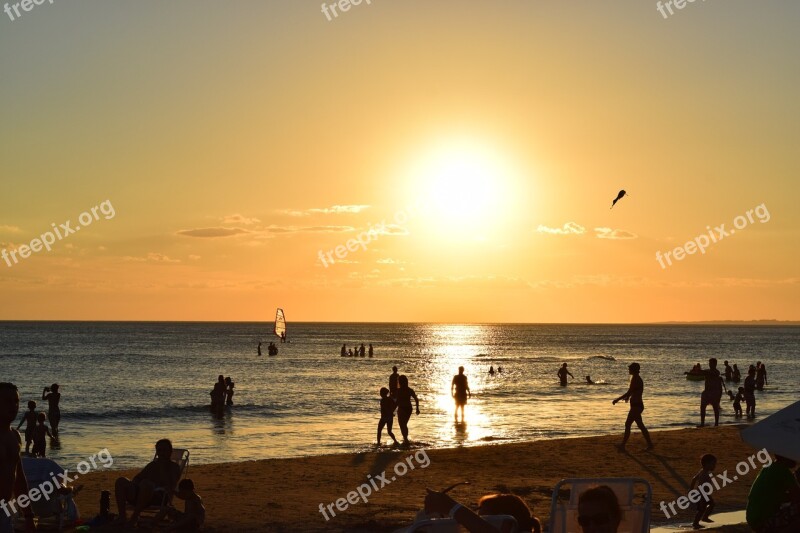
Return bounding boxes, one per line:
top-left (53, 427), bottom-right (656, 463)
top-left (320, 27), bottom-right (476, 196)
top-left (1, 322), bottom-right (797, 470)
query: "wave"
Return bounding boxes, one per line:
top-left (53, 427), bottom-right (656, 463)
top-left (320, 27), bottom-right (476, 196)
top-left (62, 403), bottom-right (281, 421)
top-left (588, 355), bottom-right (616, 361)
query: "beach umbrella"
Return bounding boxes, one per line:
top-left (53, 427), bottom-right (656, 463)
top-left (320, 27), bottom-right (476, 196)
top-left (741, 400), bottom-right (800, 462)
top-left (610, 189), bottom-right (627, 209)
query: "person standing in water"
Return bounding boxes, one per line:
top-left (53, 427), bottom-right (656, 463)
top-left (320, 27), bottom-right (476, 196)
top-left (700, 358), bottom-right (727, 427)
top-left (257, 342), bottom-right (262, 356)
top-left (451, 366), bottom-right (471, 422)
top-left (744, 365), bottom-right (757, 418)
top-left (368, 344), bottom-right (373, 358)
top-left (612, 362), bottom-right (653, 452)
top-left (42, 384), bottom-right (61, 438)
top-left (557, 363), bottom-right (574, 386)
top-left (341, 344), bottom-right (347, 357)
top-left (723, 360), bottom-right (733, 382)
top-left (395, 375), bottom-right (419, 445)
top-left (389, 367), bottom-right (400, 398)
top-left (359, 344), bottom-right (366, 357)
top-left (755, 361), bottom-right (768, 391)
top-left (732, 364), bottom-right (741, 382)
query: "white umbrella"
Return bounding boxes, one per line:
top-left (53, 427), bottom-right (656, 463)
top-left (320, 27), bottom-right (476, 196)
top-left (741, 400), bottom-right (800, 462)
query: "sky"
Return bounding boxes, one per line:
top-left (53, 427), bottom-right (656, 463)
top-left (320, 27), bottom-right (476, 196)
top-left (1, 0), bottom-right (798, 322)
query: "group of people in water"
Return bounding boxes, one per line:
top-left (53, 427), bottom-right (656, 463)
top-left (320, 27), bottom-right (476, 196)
top-left (257, 341), bottom-right (279, 356)
top-left (14, 384), bottom-right (61, 458)
top-left (209, 375), bottom-right (234, 416)
top-left (341, 343), bottom-right (373, 358)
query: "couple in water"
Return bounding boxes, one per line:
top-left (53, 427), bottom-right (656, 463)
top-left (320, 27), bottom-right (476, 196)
top-left (378, 367), bottom-right (419, 446)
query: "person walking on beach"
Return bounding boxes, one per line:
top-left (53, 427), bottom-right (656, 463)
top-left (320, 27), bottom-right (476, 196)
top-left (700, 358), bottom-right (727, 427)
top-left (612, 362), bottom-right (653, 452)
top-left (389, 366), bottom-right (400, 398)
top-left (376, 387), bottom-right (399, 446)
top-left (744, 365), bottom-right (757, 418)
top-left (42, 383), bottom-right (61, 438)
top-left (755, 361), bottom-right (768, 391)
top-left (690, 453), bottom-right (718, 528)
top-left (451, 366), bottom-right (471, 422)
top-left (1, 382), bottom-right (37, 533)
top-left (557, 363), bottom-right (574, 386)
top-left (395, 375), bottom-right (419, 445)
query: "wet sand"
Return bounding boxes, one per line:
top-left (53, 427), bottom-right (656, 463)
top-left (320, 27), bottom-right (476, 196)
top-left (73, 425), bottom-right (758, 532)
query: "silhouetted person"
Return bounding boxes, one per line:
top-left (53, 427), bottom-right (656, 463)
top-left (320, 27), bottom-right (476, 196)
top-left (395, 375), bottom-right (419, 445)
top-left (578, 485), bottom-right (622, 533)
top-left (489, 366), bottom-right (495, 376)
top-left (732, 364), bottom-right (741, 382)
top-left (451, 366), bottom-right (471, 422)
top-left (368, 344), bottom-right (373, 358)
top-left (376, 387), bottom-right (399, 446)
top-left (42, 383), bottom-right (61, 438)
top-left (341, 344), bottom-right (346, 357)
top-left (257, 342), bottom-right (262, 356)
top-left (224, 377), bottom-right (234, 406)
top-left (1, 382), bottom-right (36, 532)
top-left (210, 376), bottom-right (225, 416)
top-left (612, 362), bottom-right (653, 451)
top-left (557, 363), bottom-right (574, 386)
top-left (733, 387), bottom-right (744, 417)
top-left (115, 439), bottom-right (181, 527)
top-left (280, 331), bottom-right (286, 343)
top-left (17, 400), bottom-right (37, 455)
top-left (744, 365), bottom-right (757, 418)
top-left (359, 344), bottom-right (365, 357)
top-left (723, 360), bottom-right (732, 381)
top-left (31, 412), bottom-right (52, 457)
top-left (389, 366), bottom-right (399, 398)
top-left (755, 361), bottom-right (767, 391)
top-left (700, 358), bottom-right (727, 427)
top-left (690, 454), bottom-right (718, 528)
top-left (586, 375), bottom-right (594, 384)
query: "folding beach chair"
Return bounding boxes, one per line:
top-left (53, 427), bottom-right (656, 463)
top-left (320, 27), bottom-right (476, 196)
top-left (549, 478), bottom-right (652, 533)
top-left (127, 448), bottom-right (190, 522)
top-left (393, 514), bottom-right (519, 533)
top-left (16, 457), bottom-right (80, 531)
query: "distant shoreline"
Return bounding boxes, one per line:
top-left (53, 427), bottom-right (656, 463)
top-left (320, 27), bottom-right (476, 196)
top-left (1, 320), bottom-right (798, 325)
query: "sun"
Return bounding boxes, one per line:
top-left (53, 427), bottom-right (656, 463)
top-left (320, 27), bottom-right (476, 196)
top-left (409, 139), bottom-right (517, 238)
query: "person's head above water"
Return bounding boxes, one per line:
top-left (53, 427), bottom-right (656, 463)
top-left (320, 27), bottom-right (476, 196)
top-left (724, 360), bottom-right (729, 365)
top-left (380, 387), bottom-right (389, 398)
top-left (399, 375), bottom-right (409, 388)
top-left (578, 485), bottom-right (622, 533)
top-left (0, 382), bottom-right (19, 425)
top-left (628, 362), bottom-right (640, 374)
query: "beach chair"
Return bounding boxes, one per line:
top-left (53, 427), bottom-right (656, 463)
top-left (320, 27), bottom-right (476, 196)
top-left (16, 457), bottom-right (80, 531)
top-left (127, 448), bottom-right (190, 522)
top-left (393, 514), bottom-right (519, 532)
top-left (549, 478), bottom-right (652, 533)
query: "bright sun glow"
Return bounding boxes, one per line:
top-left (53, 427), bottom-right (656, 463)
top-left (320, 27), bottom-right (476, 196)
top-left (408, 139), bottom-right (519, 240)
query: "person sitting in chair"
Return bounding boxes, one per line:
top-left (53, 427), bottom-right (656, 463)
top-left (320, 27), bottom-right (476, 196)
top-left (114, 439), bottom-right (182, 527)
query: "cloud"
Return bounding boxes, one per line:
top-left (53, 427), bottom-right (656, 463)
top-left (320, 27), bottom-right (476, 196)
top-left (594, 227), bottom-right (638, 240)
top-left (0, 225), bottom-right (22, 234)
top-left (177, 227), bottom-right (252, 238)
top-left (221, 214), bottom-right (261, 225)
top-left (123, 253), bottom-right (181, 263)
top-left (537, 222), bottom-right (586, 235)
top-left (265, 225), bottom-right (354, 234)
top-left (283, 205), bottom-right (370, 217)
top-left (188, 255), bottom-right (201, 260)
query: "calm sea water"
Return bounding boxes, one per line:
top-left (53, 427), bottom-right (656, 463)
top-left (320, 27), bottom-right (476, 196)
top-left (0, 322), bottom-right (797, 469)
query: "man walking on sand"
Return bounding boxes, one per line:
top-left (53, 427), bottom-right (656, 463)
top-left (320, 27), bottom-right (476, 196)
top-left (612, 363), bottom-right (654, 452)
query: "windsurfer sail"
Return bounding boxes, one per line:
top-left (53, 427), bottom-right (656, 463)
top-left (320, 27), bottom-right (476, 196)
top-left (274, 308), bottom-right (286, 342)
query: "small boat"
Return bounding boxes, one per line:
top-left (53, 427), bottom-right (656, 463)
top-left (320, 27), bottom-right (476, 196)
top-left (685, 372), bottom-right (705, 381)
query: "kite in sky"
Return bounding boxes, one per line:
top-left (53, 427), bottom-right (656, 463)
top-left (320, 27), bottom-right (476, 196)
top-left (610, 190), bottom-right (627, 209)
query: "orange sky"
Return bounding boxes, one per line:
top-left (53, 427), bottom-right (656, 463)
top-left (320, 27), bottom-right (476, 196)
top-left (1, 1), bottom-right (798, 322)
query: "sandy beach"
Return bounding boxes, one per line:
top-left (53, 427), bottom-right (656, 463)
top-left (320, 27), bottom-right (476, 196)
top-left (70, 425), bottom-right (761, 532)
